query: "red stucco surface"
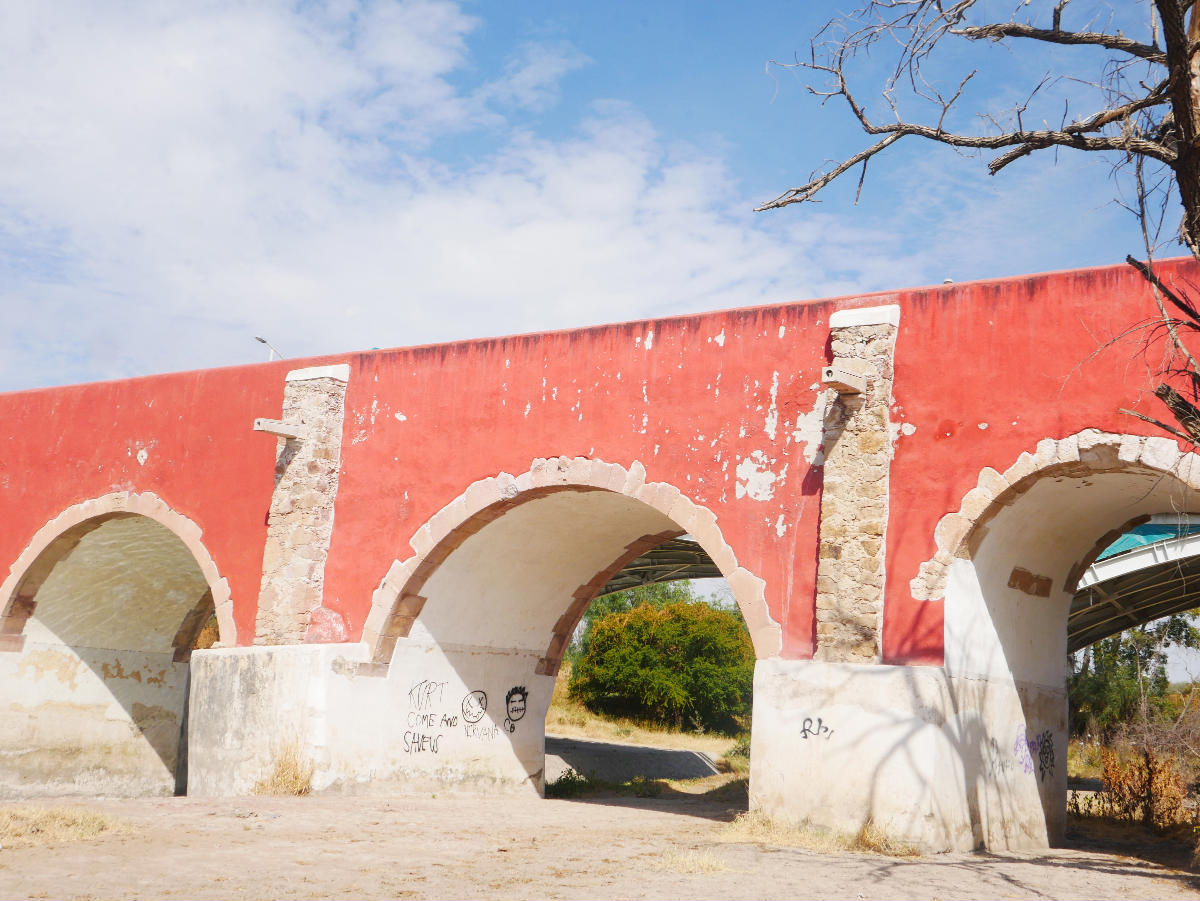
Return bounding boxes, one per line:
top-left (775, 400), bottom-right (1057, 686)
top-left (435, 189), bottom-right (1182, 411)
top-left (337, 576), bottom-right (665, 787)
top-left (1, 258), bottom-right (1190, 661)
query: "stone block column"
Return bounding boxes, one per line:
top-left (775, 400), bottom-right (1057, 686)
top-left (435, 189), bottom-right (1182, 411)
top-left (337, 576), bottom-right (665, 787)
top-left (254, 364), bottom-right (349, 645)
top-left (814, 306), bottom-right (899, 663)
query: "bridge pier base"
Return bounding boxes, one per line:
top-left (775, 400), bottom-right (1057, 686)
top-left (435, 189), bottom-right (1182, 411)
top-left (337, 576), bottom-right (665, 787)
top-left (186, 641), bottom-right (554, 797)
top-left (749, 659), bottom-right (1065, 852)
top-left (186, 647), bottom-right (1064, 853)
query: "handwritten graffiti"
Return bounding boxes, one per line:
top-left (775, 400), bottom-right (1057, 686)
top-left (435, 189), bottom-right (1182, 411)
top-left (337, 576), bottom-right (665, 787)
top-left (408, 678), bottom-right (446, 712)
top-left (462, 690), bottom-right (488, 724)
top-left (799, 716), bottom-right (833, 740)
top-left (407, 710), bottom-right (439, 729)
top-left (1033, 730), bottom-right (1055, 782)
top-left (1013, 733), bottom-right (1034, 775)
top-left (985, 737), bottom-right (1018, 777)
top-left (403, 731), bottom-right (441, 754)
top-left (504, 685), bottom-right (528, 733)
top-left (1013, 728), bottom-right (1055, 782)
top-left (402, 680), bottom-right (514, 751)
top-left (405, 679), bottom-right (450, 754)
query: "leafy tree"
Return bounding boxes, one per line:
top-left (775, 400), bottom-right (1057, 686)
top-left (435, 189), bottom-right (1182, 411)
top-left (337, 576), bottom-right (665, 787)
top-left (1070, 614), bottom-right (1200, 738)
top-left (568, 580), bottom-right (738, 661)
top-left (568, 600), bottom-right (754, 735)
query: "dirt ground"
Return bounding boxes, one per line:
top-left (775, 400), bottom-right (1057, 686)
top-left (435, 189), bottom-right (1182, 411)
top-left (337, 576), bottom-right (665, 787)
top-left (1, 792), bottom-right (1198, 900)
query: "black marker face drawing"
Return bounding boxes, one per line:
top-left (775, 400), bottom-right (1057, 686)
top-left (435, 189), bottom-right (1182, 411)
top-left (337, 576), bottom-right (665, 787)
top-left (504, 685), bottom-right (528, 731)
top-left (462, 690), bottom-right (488, 724)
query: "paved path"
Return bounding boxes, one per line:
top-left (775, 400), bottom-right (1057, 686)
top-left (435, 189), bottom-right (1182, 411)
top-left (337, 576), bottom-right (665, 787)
top-left (545, 734), bottom-right (721, 783)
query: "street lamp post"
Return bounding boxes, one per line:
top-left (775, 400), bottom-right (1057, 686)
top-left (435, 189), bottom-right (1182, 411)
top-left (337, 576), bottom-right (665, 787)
top-left (254, 336), bottom-right (283, 362)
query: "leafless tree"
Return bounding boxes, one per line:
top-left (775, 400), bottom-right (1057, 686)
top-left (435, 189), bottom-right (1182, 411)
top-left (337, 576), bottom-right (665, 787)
top-left (761, 0), bottom-right (1200, 441)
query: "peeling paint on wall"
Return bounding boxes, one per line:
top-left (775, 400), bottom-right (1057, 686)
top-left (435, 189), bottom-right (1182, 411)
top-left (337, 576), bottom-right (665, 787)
top-left (735, 451), bottom-right (787, 502)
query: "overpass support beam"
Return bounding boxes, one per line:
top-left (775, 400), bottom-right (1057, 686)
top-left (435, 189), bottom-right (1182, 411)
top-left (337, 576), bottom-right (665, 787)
top-left (254, 364), bottom-right (350, 645)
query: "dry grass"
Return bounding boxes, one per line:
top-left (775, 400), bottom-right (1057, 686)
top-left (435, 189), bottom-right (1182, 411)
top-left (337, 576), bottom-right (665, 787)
top-left (853, 820), bottom-right (922, 857)
top-left (721, 809), bottom-right (920, 858)
top-left (1068, 739), bottom-right (1103, 781)
top-left (660, 849), bottom-right (729, 874)
top-left (253, 742), bottom-right (315, 796)
top-left (547, 662), bottom-right (741, 759)
top-left (192, 613), bottom-right (220, 651)
top-left (0, 805), bottom-right (131, 848)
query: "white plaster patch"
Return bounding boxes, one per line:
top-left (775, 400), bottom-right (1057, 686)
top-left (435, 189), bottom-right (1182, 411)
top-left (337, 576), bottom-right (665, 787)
top-left (764, 372), bottom-right (780, 441)
top-left (778, 325), bottom-right (786, 339)
top-left (136, 448), bottom-right (149, 466)
top-left (901, 422), bottom-right (917, 436)
top-left (829, 305), bottom-right (901, 328)
top-left (735, 451), bottom-right (787, 501)
top-left (712, 329), bottom-right (726, 347)
top-left (644, 330), bottom-right (654, 350)
top-left (524, 403), bottom-right (531, 417)
top-left (394, 412), bottom-right (407, 422)
top-left (978, 423), bottom-right (989, 430)
top-left (286, 364), bottom-right (350, 383)
top-left (775, 514), bottom-right (787, 537)
top-left (790, 395), bottom-right (828, 466)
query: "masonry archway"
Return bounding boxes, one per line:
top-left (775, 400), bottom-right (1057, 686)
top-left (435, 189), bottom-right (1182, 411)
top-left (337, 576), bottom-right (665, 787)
top-left (357, 457), bottom-right (779, 794)
top-left (920, 430), bottom-right (1200, 849)
top-left (0, 492), bottom-right (232, 798)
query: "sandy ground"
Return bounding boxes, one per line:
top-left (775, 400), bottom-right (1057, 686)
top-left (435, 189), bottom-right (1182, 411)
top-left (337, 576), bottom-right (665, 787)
top-left (1, 792), bottom-right (1198, 900)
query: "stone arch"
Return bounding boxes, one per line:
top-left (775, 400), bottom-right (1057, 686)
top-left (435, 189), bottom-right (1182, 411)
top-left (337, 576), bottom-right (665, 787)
top-left (360, 456), bottom-right (782, 670)
top-left (910, 429), bottom-right (1200, 849)
top-left (0, 491), bottom-right (235, 798)
top-left (0, 490), bottom-right (234, 650)
top-left (910, 430), bottom-right (1200, 604)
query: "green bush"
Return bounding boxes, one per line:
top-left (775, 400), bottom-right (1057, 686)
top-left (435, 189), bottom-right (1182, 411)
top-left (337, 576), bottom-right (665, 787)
top-left (545, 768), bottom-right (598, 798)
top-left (568, 601), bottom-right (753, 735)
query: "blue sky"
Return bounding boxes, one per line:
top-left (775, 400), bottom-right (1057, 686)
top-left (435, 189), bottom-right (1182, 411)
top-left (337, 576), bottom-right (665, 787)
top-left (0, 0), bottom-right (1159, 391)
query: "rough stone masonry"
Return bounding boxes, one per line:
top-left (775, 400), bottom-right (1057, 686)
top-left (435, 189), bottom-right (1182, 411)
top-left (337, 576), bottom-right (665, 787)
top-left (254, 365), bottom-right (349, 645)
top-left (814, 307), bottom-right (898, 664)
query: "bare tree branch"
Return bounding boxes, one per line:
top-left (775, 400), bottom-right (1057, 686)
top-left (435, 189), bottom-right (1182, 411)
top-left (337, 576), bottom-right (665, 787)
top-left (1127, 255), bottom-right (1200, 324)
top-left (953, 22), bottom-right (1165, 65)
top-left (757, 70), bottom-right (1172, 211)
top-left (1120, 406), bottom-right (1197, 442)
top-left (769, 1), bottom-right (1200, 455)
top-left (1155, 382), bottom-right (1200, 439)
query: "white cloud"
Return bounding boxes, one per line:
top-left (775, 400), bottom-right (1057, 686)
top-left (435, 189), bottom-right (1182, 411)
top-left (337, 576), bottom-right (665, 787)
top-left (0, 0), bottom-right (1148, 392)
